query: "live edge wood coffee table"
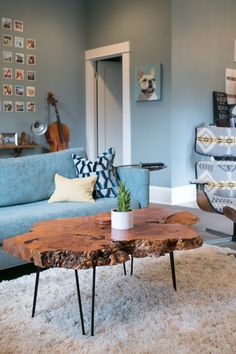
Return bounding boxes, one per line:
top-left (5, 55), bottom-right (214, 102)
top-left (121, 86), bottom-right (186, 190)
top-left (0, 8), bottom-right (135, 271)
top-left (3, 207), bottom-right (202, 336)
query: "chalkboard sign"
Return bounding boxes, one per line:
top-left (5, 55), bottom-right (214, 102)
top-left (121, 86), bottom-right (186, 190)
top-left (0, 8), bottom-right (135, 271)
top-left (213, 91), bottom-right (230, 127)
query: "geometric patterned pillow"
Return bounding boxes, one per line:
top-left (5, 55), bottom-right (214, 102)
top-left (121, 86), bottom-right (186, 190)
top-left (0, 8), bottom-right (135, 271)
top-left (72, 147), bottom-right (119, 198)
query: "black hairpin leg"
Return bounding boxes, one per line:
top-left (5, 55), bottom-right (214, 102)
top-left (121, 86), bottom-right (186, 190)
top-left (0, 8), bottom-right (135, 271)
top-left (169, 252), bottom-right (177, 291)
top-left (123, 262), bottom-right (127, 276)
top-left (32, 267), bottom-right (40, 318)
top-left (130, 256), bottom-right (134, 276)
top-left (91, 266), bottom-right (96, 336)
top-left (75, 270), bottom-right (85, 335)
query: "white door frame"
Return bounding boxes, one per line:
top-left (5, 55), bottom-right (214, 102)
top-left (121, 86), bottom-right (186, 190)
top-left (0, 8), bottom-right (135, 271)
top-left (85, 41), bottom-right (131, 164)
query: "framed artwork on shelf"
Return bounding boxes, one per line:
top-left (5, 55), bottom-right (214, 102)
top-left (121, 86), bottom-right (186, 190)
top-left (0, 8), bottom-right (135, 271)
top-left (0, 132), bottom-right (18, 145)
top-left (134, 63), bottom-right (162, 102)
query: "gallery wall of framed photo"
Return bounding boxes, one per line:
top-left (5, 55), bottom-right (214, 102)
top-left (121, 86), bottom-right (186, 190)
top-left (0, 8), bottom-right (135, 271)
top-left (1, 17), bottom-right (36, 113)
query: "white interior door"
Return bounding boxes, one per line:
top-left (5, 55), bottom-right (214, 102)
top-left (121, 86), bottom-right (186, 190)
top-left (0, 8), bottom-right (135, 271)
top-left (97, 60), bottom-right (123, 165)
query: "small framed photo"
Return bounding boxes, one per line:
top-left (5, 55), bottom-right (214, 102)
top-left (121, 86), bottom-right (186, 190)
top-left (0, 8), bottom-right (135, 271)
top-left (27, 54), bottom-right (36, 65)
top-left (3, 84), bottom-right (12, 95)
top-left (15, 69), bottom-right (24, 80)
top-left (14, 20), bottom-right (24, 32)
top-left (3, 35), bottom-right (12, 46)
top-left (15, 85), bottom-right (24, 96)
top-left (26, 86), bottom-right (35, 97)
top-left (2, 18), bottom-right (12, 30)
top-left (3, 68), bottom-right (12, 79)
top-left (15, 101), bottom-right (25, 112)
top-left (3, 101), bottom-right (13, 112)
top-left (26, 39), bottom-right (36, 50)
top-left (15, 52), bottom-right (24, 64)
top-left (15, 36), bottom-right (24, 48)
top-left (0, 132), bottom-right (17, 144)
top-left (3, 51), bottom-right (12, 63)
top-left (27, 101), bottom-right (36, 112)
top-left (27, 70), bottom-right (35, 81)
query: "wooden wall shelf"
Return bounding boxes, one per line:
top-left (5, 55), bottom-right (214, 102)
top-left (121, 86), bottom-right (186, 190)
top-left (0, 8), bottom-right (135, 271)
top-left (0, 144), bottom-right (41, 157)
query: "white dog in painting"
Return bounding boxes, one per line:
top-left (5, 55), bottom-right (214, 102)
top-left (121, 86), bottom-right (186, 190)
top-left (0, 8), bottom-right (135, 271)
top-left (138, 67), bottom-right (157, 101)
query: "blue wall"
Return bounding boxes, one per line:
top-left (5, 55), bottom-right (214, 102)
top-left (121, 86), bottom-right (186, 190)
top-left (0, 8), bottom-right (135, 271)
top-left (2, 0), bottom-right (236, 189)
top-left (0, 0), bottom-right (86, 155)
top-left (87, 0), bottom-right (236, 189)
top-left (86, 0), bottom-right (172, 188)
top-left (171, 0), bottom-right (236, 187)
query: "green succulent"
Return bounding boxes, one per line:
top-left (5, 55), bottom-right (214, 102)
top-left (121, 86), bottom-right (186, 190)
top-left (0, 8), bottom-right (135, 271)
top-left (117, 181), bottom-right (131, 212)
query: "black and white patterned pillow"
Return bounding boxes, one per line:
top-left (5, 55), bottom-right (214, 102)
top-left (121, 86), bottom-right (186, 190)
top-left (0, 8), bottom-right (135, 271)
top-left (72, 147), bottom-right (119, 198)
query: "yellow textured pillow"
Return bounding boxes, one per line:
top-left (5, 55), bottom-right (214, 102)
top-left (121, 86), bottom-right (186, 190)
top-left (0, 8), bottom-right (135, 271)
top-left (48, 174), bottom-right (97, 203)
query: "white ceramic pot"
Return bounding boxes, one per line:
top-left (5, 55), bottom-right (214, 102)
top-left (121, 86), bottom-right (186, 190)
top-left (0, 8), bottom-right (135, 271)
top-left (111, 209), bottom-right (133, 230)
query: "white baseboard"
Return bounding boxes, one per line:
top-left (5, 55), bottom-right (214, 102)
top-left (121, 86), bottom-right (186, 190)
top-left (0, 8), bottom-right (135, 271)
top-left (149, 184), bottom-right (196, 205)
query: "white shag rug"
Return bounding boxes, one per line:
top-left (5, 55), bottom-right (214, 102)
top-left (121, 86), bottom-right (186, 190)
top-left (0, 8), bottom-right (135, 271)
top-left (1, 245), bottom-right (236, 354)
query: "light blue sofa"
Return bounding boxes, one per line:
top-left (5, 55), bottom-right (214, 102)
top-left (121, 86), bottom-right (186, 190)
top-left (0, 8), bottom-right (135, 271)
top-left (0, 148), bottom-right (149, 270)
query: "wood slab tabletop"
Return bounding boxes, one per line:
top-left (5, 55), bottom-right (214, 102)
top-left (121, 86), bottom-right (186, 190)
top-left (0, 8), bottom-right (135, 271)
top-left (3, 207), bottom-right (203, 270)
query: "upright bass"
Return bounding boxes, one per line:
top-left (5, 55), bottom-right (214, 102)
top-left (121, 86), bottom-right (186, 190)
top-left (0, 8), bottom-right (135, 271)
top-left (45, 92), bottom-right (70, 152)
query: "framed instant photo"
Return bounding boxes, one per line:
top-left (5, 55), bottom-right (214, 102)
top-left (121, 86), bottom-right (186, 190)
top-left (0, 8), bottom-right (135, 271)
top-left (26, 39), bottom-right (36, 50)
top-left (27, 54), bottom-right (36, 65)
top-left (2, 18), bottom-right (12, 30)
top-left (3, 35), bottom-right (12, 46)
top-left (27, 101), bottom-right (36, 112)
top-left (0, 132), bottom-right (17, 145)
top-left (15, 69), bottom-right (24, 80)
top-left (3, 101), bottom-right (13, 112)
top-left (14, 36), bottom-right (24, 49)
top-left (15, 85), bottom-right (24, 96)
top-left (3, 67), bottom-right (12, 79)
top-left (3, 51), bottom-right (12, 63)
top-left (3, 84), bottom-right (12, 95)
top-left (15, 101), bottom-right (25, 112)
top-left (26, 86), bottom-right (35, 97)
top-left (15, 52), bottom-right (24, 64)
top-left (14, 20), bottom-right (23, 32)
top-left (27, 70), bottom-right (35, 81)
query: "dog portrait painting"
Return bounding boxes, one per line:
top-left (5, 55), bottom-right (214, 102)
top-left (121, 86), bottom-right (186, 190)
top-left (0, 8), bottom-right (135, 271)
top-left (135, 64), bottom-right (161, 102)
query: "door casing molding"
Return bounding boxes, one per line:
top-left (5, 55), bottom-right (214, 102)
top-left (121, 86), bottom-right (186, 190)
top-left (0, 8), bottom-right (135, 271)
top-left (85, 41), bottom-right (131, 164)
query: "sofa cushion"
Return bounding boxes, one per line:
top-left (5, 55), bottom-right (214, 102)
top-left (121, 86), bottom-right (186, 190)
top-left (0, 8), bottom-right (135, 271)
top-left (0, 148), bottom-right (87, 207)
top-left (48, 174), bottom-right (97, 203)
top-left (0, 198), bottom-right (140, 243)
top-left (72, 147), bottom-right (119, 198)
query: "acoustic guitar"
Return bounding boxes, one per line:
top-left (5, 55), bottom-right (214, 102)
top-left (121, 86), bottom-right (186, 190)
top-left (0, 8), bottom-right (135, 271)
top-left (45, 92), bottom-right (70, 152)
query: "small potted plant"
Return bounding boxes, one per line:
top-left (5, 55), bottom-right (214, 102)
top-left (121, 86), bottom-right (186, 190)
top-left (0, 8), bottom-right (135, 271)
top-left (111, 181), bottom-right (133, 229)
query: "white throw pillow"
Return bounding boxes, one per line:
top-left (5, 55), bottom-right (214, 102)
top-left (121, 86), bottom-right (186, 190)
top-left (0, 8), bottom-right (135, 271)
top-left (48, 174), bottom-right (97, 203)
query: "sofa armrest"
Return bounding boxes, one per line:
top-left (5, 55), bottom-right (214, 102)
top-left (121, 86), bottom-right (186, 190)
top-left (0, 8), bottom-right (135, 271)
top-left (116, 166), bottom-right (150, 208)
